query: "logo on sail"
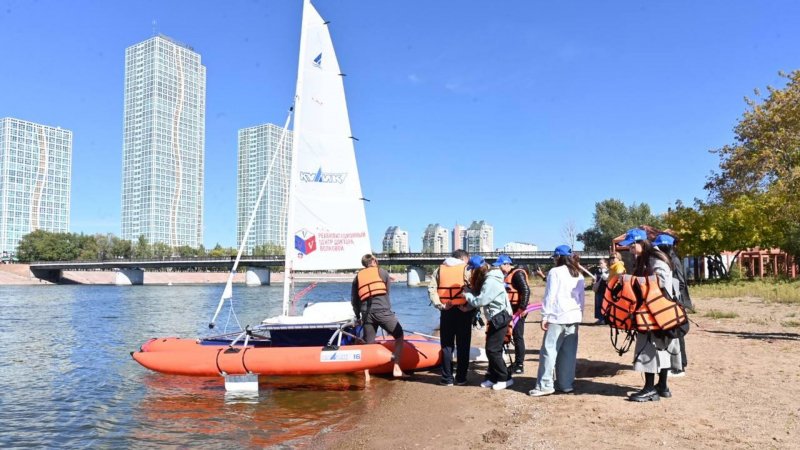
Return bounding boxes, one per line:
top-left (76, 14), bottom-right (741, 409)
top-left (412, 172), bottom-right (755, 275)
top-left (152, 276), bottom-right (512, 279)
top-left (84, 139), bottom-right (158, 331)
top-left (294, 229), bottom-right (317, 256)
top-left (299, 167), bottom-right (347, 184)
top-left (313, 53), bottom-right (322, 68)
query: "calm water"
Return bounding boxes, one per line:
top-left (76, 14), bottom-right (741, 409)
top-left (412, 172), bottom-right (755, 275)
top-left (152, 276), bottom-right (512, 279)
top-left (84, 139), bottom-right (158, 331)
top-left (0, 282), bottom-right (438, 448)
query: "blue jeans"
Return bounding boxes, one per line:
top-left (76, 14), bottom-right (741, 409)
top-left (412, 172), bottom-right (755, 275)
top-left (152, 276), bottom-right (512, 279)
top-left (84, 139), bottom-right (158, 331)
top-left (535, 323), bottom-right (579, 391)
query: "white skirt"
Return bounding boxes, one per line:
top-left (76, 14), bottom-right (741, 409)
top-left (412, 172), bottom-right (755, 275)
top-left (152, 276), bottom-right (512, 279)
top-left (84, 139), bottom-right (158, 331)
top-left (633, 332), bottom-right (682, 373)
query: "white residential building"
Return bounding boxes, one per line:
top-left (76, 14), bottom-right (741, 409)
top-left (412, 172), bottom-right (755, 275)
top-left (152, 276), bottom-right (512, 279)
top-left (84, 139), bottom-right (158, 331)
top-left (466, 220), bottom-right (494, 253)
top-left (0, 117), bottom-right (72, 255)
top-left (121, 35), bottom-right (206, 248)
top-left (382, 226), bottom-right (410, 253)
top-left (422, 223), bottom-right (450, 253)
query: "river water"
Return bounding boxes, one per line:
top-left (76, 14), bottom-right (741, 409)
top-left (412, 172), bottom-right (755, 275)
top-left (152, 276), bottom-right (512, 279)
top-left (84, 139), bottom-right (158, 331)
top-left (0, 283), bottom-right (438, 448)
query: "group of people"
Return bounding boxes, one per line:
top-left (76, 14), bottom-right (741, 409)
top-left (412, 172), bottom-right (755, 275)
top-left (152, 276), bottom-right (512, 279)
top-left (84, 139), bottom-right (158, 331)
top-left (349, 227), bottom-right (691, 402)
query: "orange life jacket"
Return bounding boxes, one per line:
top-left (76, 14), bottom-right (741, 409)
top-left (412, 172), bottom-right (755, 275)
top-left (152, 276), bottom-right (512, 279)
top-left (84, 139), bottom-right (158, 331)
top-left (634, 275), bottom-right (688, 332)
top-left (436, 264), bottom-right (467, 306)
top-left (601, 274), bottom-right (638, 331)
top-left (356, 267), bottom-right (388, 302)
top-left (504, 268), bottom-right (527, 307)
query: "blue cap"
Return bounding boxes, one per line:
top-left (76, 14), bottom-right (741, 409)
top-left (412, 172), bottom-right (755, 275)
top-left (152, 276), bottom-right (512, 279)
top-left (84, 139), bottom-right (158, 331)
top-left (467, 255), bottom-right (485, 270)
top-left (652, 234), bottom-right (675, 247)
top-left (552, 245), bottom-right (572, 257)
top-left (619, 228), bottom-right (647, 246)
top-left (493, 254), bottom-right (513, 266)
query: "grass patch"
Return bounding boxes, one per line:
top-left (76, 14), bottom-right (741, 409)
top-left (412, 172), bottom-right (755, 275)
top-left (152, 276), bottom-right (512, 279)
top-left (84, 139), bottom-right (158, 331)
top-left (690, 279), bottom-right (800, 304)
top-left (703, 309), bottom-right (739, 319)
top-left (781, 320), bottom-right (800, 328)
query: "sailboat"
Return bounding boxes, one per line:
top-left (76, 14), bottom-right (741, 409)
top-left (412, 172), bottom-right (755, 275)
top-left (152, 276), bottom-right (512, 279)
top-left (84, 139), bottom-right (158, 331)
top-left (131, 0), bottom-right (441, 381)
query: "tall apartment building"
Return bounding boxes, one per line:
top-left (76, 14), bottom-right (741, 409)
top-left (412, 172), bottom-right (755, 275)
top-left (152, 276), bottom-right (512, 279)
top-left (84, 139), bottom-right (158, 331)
top-left (452, 223), bottom-right (466, 252)
top-left (121, 35), bottom-right (206, 248)
top-left (237, 123), bottom-right (292, 254)
top-left (466, 220), bottom-right (494, 253)
top-left (501, 242), bottom-right (538, 252)
top-left (382, 226), bottom-right (409, 253)
top-left (422, 223), bottom-right (450, 253)
top-left (0, 117), bottom-right (72, 255)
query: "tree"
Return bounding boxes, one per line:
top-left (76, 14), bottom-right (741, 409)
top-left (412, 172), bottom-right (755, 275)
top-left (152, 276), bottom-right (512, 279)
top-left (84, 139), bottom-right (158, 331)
top-left (252, 242), bottom-right (284, 256)
top-left (110, 237), bottom-right (132, 259)
top-left (16, 230), bottom-right (84, 262)
top-left (561, 219), bottom-right (578, 250)
top-left (133, 235), bottom-right (152, 258)
top-left (578, 199), bottom-right (665, 251)
top-left (706, 70), bottom-right (800, 260)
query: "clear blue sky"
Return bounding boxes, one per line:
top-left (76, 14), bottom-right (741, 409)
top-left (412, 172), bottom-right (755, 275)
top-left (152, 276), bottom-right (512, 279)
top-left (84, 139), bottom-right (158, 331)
top-left (2, 1), bottom-right (799, 252)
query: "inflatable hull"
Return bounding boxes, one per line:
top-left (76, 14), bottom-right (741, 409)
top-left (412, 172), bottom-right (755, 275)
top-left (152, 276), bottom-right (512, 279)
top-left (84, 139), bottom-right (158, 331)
top-left (132, 334), bottom-right (441, 377)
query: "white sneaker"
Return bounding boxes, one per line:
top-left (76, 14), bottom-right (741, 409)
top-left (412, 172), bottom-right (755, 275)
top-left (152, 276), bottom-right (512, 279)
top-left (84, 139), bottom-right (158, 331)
top-left (528, 387), bottom-right (555, 397)
top-left (492, 379), bottom-right (514, 390)
top-left (480, 380), bottom-right (495, 389)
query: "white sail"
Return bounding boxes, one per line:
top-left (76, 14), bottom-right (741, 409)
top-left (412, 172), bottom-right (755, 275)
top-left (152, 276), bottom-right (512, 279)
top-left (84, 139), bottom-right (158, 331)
top-left (284, 0), bottom-right (371, 274)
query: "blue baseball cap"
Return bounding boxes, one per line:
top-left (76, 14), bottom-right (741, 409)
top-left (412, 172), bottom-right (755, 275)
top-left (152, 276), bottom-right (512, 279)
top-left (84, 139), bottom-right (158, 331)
top-left (493, 254), bottom-right (513, 266)
top-left (652, 234), bottom-right (675, 247)
top-left (552, 245), bottom-right (572, 257)
top-left (619, 228), bottom-right (647, 246)
top-left (467, 255), bottom-right (485, 270)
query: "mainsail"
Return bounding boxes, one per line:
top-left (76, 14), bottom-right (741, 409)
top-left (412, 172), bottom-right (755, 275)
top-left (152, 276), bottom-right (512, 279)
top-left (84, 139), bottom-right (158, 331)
top-left (282, 0), bottom-right (371, 312)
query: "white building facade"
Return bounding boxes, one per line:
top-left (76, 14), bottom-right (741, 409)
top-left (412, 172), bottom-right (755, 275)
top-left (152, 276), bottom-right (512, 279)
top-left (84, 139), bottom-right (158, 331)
top-left (0, 117), bottom-right (72, 255)
top-left (382, 226), bottom-right (409, 253)
top-left (237, 123), bottom-right (292, 254)
top-left (422, 223), bottom-right (450, 253)
top-left (501, 242), bottom-right (538, 252)
top-left (121, 35), bottom-right (206, 248)
top-left (466, 220), bottom-right (494, 253)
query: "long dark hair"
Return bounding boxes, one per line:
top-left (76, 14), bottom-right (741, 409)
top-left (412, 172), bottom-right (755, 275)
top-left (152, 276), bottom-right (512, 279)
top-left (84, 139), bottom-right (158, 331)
top-left (633, 240), bottom-right (673, 276)
top-left (554, 254), bottom-right (580, 277)
top-left (469, 264), bottom-right (489, 294)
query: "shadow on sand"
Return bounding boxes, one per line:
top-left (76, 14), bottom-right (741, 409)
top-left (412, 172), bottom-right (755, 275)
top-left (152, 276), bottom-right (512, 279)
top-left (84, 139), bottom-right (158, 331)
top-left (706, 330), bottom-right (800, 341)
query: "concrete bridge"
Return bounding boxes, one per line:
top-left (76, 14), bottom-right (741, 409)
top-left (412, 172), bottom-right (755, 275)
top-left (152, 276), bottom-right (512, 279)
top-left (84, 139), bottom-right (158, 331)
top-left (28, 251), bottom-right (610, 285)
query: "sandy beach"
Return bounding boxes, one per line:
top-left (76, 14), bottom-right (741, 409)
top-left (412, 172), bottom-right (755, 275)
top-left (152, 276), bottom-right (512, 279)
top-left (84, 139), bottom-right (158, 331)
top-left (328, 286), bottom-right (800, 449)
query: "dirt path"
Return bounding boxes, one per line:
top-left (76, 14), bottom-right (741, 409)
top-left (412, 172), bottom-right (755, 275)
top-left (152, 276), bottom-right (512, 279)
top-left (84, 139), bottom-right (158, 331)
top-left (329, 288), bottom-right (800, 449)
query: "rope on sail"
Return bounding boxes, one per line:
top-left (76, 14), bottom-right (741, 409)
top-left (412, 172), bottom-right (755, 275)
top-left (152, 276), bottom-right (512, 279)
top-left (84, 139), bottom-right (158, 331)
top-left (208, 107), bottom-right (294, 329)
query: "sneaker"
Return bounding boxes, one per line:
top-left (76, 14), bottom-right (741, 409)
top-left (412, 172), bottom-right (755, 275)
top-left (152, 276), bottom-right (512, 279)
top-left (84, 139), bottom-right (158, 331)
top-left (439, 379), bottom-right (454, 386)
top-left (455, 379), bottom-right (468, 386)
top-left (556, 387), bottom-right (574, 394)
top-left (629, 388), bottom-right (660, 402)
top-left (480, 380), bottom-right (495, 389)
top-left (528, 387), bottom-right (555, 397)
top-left (512, 365), bottom-right (524, 374)
top-left (492, 379), bottom-right (514, 391)
top-left (669, 370), bottom-right (686, 378)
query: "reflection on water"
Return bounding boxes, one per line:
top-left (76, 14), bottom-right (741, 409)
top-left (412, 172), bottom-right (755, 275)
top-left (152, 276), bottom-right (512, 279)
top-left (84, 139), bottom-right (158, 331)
top-left (0, 283), bottom-right (434, 448)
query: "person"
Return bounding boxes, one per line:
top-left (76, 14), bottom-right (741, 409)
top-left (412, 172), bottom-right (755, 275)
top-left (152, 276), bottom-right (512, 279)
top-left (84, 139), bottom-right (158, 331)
top-left (464, 256), bottom-right (514, 390)
top-left (529, 245), bottom-right (585, 397)
top-left (652, 233), bottom-right (692, 377)
top-left (620, 228), bottom-right (682, 401)
top-left (428, 249), bottom-right (473, 386)
top-left (608, 251), bottom-right (626, 284)
top-left (351, 254), bottom-right (406, 378)
top-left (494, 254), bottom-right (530, 374)
top-left (592, 258), bottom-right (609, 324)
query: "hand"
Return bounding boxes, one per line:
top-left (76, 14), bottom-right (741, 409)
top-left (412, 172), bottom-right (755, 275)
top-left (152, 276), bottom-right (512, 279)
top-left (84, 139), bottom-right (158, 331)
top-left (536, 268), bottom-right (546, 279)
top-left (434, 303), bottom-right (445, 311)
top-left (541, 319), bottom-right (549, 331)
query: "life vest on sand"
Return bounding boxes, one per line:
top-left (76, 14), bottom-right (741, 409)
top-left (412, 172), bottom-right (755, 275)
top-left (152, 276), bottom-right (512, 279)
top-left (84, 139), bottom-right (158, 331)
top-left (634, 275), bottom-right (688, 332)
top-left (356, 267), bottom-right (387, 302)
top-left (436, 264), bottom-right (467, 306)
top-left (504, 268), bottom-right (527, 307)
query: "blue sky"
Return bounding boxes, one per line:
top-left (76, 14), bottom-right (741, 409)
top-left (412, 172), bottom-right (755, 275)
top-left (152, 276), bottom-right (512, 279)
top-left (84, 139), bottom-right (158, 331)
top-left (2, 0), bottom-right (799, 252)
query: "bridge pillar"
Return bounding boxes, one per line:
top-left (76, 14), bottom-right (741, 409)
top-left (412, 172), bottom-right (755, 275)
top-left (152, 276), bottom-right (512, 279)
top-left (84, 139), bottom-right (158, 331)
top-left (407, 266), bottom-right (426, 287)
top-left (115, 268), bottom-right (144, 285)
top-left (246, 268), bottom-right (271, 286)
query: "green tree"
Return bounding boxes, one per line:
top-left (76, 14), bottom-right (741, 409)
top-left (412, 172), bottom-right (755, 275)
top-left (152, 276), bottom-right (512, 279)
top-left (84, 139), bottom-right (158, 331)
top-left (152, 242), bottom-right (172, 258)
top-left (209, 243), bottom-right (227, 257)
top-left (110, 236), bottom-right (132, 259)
top-left (16, 230), bottom-right (83, 262)
top-left (133, 235), bottom-right (152, 258)
top-left (252, 242), bottom-right (284, 256)
top-left (578, 199), bottom-right (665, 250)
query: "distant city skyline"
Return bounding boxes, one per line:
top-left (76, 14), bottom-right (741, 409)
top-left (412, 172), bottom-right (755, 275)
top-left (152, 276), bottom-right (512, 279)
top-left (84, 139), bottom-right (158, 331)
top-left (3, 2), bottom-right (799, 252)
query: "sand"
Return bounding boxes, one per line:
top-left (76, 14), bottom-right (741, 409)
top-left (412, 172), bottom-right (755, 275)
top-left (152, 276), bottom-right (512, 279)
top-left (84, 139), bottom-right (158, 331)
top-left (328, 286), bottom-right (800, 449)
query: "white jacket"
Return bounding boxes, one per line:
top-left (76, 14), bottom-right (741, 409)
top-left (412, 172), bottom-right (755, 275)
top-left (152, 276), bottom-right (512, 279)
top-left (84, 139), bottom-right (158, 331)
top-left (541, 265), bottom-right (585, 324)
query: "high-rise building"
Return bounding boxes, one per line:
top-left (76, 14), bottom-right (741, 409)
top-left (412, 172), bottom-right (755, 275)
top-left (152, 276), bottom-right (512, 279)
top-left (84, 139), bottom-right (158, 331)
top-left (382, 226), bottom-right (409, 253)
top-left (0, 117), bottom-right (72, 255)
top-left (237, 123), bottom-right (292, 254)
top-left (501, 242), bottom-right (538, 252)
top-left (422, 223), bottom-right (450, 253)
top-left (466, 220), bottom-right (494, 253)
top-left (121, 35), bottom-right (206, 248)
top-left (452, 223), bottom-right (466, 252)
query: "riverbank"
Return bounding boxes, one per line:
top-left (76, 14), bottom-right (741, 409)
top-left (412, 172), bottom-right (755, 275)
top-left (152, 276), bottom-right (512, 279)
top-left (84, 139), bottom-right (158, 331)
top-left (327, 286), bottom-right (800, 449)
top-left (0, 264), bottom-right (408, 285)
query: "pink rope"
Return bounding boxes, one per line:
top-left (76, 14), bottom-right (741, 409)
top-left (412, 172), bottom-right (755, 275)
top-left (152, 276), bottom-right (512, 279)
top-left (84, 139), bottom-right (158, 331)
top-left (511, 302), bottom-right (542, 327)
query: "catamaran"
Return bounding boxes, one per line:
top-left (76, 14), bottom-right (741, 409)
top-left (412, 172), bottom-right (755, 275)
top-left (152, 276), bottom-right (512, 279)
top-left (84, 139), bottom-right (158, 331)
top-left (131, 1), bottom-right (441, 386)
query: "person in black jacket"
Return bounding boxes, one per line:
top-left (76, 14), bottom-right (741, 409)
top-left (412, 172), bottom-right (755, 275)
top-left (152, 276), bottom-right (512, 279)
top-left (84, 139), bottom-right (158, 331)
top-left (495, 254), bottom-right (530, 374)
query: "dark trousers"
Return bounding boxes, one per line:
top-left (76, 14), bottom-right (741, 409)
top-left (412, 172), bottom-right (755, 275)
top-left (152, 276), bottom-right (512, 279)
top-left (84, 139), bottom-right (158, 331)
top-left (440, 307), bottom-right (473, 383)
top-left (486, 315), bottom-right (511, 383)
top-left (512, 317), bottom-right (525, 367)
top-left (594, 285), bottom-right (606, 320)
